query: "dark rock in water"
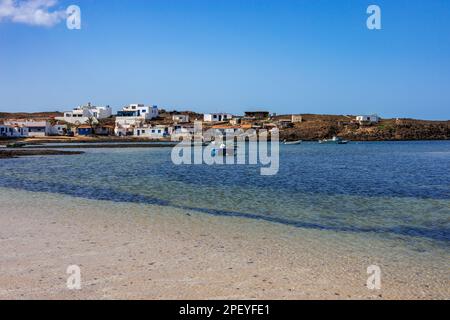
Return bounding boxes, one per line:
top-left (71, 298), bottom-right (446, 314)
top-left (6, 142), bottom-right (28, 148)
top-left (0, 149), bottom-right (84, 159)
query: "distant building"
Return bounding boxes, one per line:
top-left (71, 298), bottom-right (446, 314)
top-left (229, 117), bottom-right (243, 125)
top-left (172, 114), bottom-right (190, 123)
top-left (76, 125), bottom-right (114, 136)
top-left (56, 103), bottom-right (112, 125)
top-left (77, 125), bottom-right (93, 136)
top-left (244, 111), bottom-right (270, 120)
top-left (24, 121), bottom-right (50, 137)
top-left (172, 125), bottom-right (195, 139)
top-left (115, 104), bottom-right (159, 136)
top-left (204, 113), bottom-right (233, 122)
top-left (120, 104), bottom-right (159, 120)
top-left (356, 115), bottom-right (380, 125)
top-left (291, 115), bottom-right (303, 123)
top-left (134, 125), bottom-right (172, 139)
top-left (0, 124), bottom-right (29, 137)
top-left (3, 120), bottom-right (50, 137)
top-left (95, 125), bottom-right (115, 136)
top-left (48, 122), bottom-right (68, 136)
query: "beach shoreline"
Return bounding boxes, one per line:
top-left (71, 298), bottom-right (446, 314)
top-left (0, 187), bottom-right (448, 300)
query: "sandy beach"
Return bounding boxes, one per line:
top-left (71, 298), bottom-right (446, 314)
top-left (0, 187), bottom-right (448, 300)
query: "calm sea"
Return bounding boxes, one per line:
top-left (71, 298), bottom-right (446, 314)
top-left (1, 141), bottom-right (449, 249)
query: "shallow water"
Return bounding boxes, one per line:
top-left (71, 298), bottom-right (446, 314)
top-left (1, 141), bottom-right (449, 252)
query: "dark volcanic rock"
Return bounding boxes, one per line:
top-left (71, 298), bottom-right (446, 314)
top-left (0, 150), bottom-right (84, 159)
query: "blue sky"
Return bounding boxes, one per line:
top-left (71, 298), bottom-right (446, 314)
top-left (0, 0), bottom-right (449, 119)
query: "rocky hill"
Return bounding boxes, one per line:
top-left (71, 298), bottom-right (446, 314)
top-left (279, 115), bottom-right (450, 141)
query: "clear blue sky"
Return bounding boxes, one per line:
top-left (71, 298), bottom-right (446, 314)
top-left (1, 0), bottom-right (449, 119)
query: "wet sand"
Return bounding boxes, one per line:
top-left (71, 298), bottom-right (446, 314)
top-left (0, 188), bottom-right (448, 300)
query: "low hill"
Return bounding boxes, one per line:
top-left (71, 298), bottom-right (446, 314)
top-left (279, 115), bottom-right (450, 141)
top-left (0, 111), bottom-right (63, 119)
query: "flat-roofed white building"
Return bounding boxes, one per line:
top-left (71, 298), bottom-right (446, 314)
top-left (56, 103), bottom-right (112, 125)
top-left (48, 122), bottom-right (68, 136)
top-left (356, 114), bottom-right (380, 125)
top-left (134, 125), bottom-right (172, 139)
top-left (172, 114), bottom-right (190, 123)
top-left (204, 113), bottom-right (232, 122)
top-left (115, 104), bottom-right (159, 136)
top-left (3, 120), bottom-right (50, 137)
top-left (0, 124), bottom-right (29, 137)
top-left (120, 104), bottom-right (159, 120)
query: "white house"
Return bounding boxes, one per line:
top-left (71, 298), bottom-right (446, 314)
top-left (356, 114), bottom-right (380, 125)
top-left (3, 120), bottom-right (50, 137)
top-left (48, 123), bottom-right (68, 136)
top-left (204, 113), bottom-right (233, 122)
top-left (0, 124), bottom-right (29, 137)
top-left (115, 104), bottom-right (159, 136)
top-left (24, 121), bottom-right (49, 137)
top-left (121, 104), bottom-right (159, 120)
top-left (134, 125), bottom-right (172, 139)
top-left (172, 114), bottom-right (190, 123)
top-left (56, 103), bottom-right (112, 125)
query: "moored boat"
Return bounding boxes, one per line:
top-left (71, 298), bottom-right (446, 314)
top-left (319, 136), bottom-right (349, 144)
top-left (283, 140), bottom-right (302, 145)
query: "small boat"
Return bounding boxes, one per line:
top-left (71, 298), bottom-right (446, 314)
top-left (319, 136), bottom-right (349, 144)
top-left (283, 140), bottom-right (302, 145)
top-left (210, 141), bottom-right (236, 157)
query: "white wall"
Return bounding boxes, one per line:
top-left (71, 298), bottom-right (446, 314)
top-left (134, 126), bottom-right (170, 138)
top-left (57, 105), bottom-right (111, 124)
top-left (0, 125), bottom-right (29, 137)
top-left (204, 113), bottom-right (232, 122)
top-left (122, 104), bottom-right (159, 120)
top-left (173, 114), bottom-right (189, 123)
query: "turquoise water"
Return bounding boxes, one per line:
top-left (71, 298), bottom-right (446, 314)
top-left (1, 141), bottom-right (449, 249)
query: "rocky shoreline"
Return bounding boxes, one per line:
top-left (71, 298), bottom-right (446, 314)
top-left (0, 149), bottom-right (84, 159)
top-left (279, 116), bottom-right (450, 142)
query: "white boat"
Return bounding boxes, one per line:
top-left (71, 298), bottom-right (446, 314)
top-left (210, 141), bottom-right (236, 157)
top-left (319, 136), bottom-right (349, 144)
top-left (283, 140), bottom-right (302, 145)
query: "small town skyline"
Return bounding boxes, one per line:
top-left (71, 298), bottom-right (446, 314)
top-left (1, 103), bottom-right (449, 121)
top-left (2, 102), bottom-right (448, 142)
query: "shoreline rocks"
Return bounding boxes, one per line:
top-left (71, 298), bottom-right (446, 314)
top-left (0, 150), bottom-right (84, 159)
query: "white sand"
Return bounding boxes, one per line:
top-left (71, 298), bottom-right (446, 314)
top-left (0, 188), bottom-right (448, 300)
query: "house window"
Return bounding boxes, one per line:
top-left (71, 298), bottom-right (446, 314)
top-left (142, 130), bottom-right (145, 133)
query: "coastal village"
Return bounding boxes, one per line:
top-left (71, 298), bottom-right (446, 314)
top-left (0, 102), bottom-right (449, 142)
